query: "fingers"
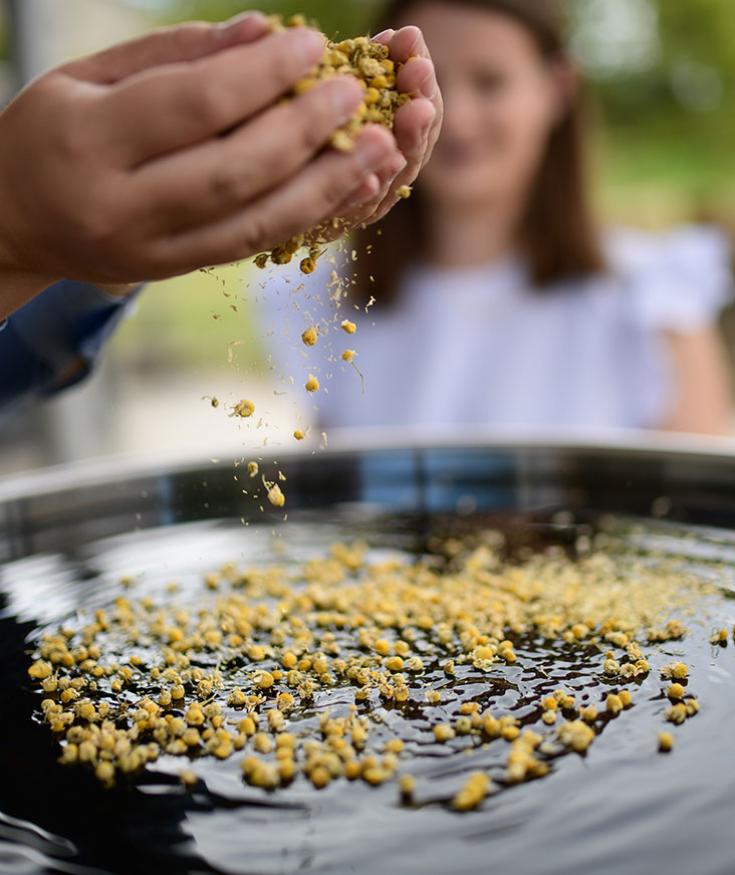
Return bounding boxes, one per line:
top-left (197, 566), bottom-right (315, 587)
top-left (366, 97), bottom-right (435, 224)
top-left (396, 54), bottom-right (443, 168)
top-left (375, 25), bottom-right (443, 162)
top-left (65, 13), bottom-right (270, 84)
top-left (337, 174), bottom-right (382, 213)
top-left (375, 24), bottom-right (428, 66)
top-left (150, 126), bottom-right (399, 275)
top-left (131, 76), bottom-right (364, 234)
top-left (97, 27), bottom-right (326, 165)
top-left (364, 26), bottom-right (443, 223)
top-left (330, 150), bottom-right (407, 234)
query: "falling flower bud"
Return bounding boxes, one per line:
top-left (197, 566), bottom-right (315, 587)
top-left (232, 399), bottom-right (255, 418)
top-left (268, 484), bottom-right (286, 508)
top-left (301, 326), bottom-right (318, 346)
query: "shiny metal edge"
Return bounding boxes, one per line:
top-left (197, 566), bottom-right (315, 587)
top-left (2, 426), bottom-right (735, 503)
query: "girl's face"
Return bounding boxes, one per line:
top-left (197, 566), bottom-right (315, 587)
top-left (407, 2), bottom-right (568, 210)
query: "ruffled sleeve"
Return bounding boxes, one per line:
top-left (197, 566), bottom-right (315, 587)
top-left (609, 225), bottom-right (733, 332)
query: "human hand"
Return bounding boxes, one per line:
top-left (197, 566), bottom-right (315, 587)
top-left (334, 25), bottom-right (443, 229)
top-left (0, 12), bottom-right (402, 318)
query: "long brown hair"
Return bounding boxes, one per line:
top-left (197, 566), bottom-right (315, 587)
top-left (356, 0), bottom-right (606, 305)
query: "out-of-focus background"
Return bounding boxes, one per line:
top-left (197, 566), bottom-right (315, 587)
top-left (1, 0), bottom-right (734, 475)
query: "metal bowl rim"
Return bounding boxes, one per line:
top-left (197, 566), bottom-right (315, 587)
top-left (3, 426), bottom-right (735, 503)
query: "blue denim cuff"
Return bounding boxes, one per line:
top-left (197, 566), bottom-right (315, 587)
top-left (8, 281), bottom-right (139, 382)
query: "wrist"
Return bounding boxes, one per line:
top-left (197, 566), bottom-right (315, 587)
top-left (95, 282), bottom-right (139, 299)
top-left (0, 230), bottom-right (58, 319)
top-left (0, 265), bottom-right (60, 321)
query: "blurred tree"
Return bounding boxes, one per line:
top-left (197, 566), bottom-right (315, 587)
top-left (0, 4), bottom-right (7, 60)
top-left (567, 0), bottom-right (735, 216)
top-left (579, 0), bottom-right (735, 123)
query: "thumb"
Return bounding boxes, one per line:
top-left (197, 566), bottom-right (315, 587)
top-left (65, 11), bottom-right (270, 84)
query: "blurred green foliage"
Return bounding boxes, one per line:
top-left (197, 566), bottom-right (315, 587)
top-left (113, 265), bottom-right (266, 372)
top-left (586, 0), bottom-right (735, 218)
top-left (167, 0), bottom-right (375, 39)
top-left (0, 5), bottom-right (7, 61)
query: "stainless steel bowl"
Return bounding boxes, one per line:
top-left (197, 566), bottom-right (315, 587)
top-left (1, 431), bottom-right (734, 875)
top-left (5, 429), bottom-right (735, 560)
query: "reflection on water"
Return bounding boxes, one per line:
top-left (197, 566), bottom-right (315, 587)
top-left (1, 513), bottom-right (734, 875)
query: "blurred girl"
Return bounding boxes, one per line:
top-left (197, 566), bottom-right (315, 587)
top-left (263, 0), bottom-right (732, 434)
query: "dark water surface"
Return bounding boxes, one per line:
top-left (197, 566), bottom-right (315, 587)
top-left (1, 514), bottom-right (734, 875)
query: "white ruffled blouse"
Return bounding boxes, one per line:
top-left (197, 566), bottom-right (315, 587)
top-left (258, 226), bottom-right (732, 431)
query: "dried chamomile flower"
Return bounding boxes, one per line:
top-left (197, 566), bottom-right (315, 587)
top-left (231, 399), bottom-right (255, 418)
top-left (299, 257), bottom-right (317, 275)
top-left (27, 522), bottom-right (720, 811)
top-left (665, 703), bottom-right (688, 725)
top-left (452, 772), bottom-right (491, 811)
top-left (558, 720), bottom-right (595, 754)
top-left (179, 769), bottom-right (198, 787)
top-left (305, 375), bottom-right (320, 393)
top-left (255, 20), bottom-right (411, 272)
top-left (433, 724), bottom-right (455, 743)
top-left (301, 326), bottom-right (318, 347)
top-left (341, 320), bottom-right (357, 334)
top-left (661, 662), bottom-right (689, 680)
top-left (398, 774), bottom-right (416, 802)
top-left (28, 660), bottom-right (53, 680)
top-left (579, 705), bottom-right (598, 723)
top-left (267, 484), bottom-right (286, 508)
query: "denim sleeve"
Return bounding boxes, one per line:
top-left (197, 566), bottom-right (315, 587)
top-left (0, 280), bottom-right (139, 410)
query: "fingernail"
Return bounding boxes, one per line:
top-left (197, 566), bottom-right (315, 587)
top-left (355, 134), bottom-right (392, 170)
top-left (218, 11), bottom-right (267, 34)
top-left (329, 78), bottom-right (363, 117)
top-left (373, 28), bottom-right (395, 41)
top-left (414, 64), bottom-right (436, 99)
top-left (289, 27), bottom-right (326, 65)
top-left (344, 175), bottom-right (380, 209)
